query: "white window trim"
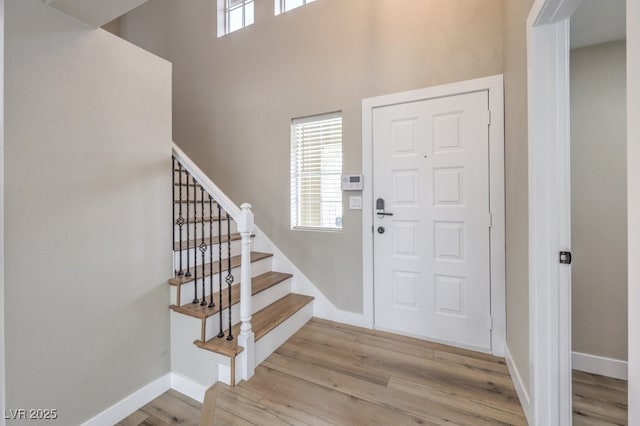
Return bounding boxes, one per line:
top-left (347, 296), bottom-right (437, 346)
top-left (217, 0), bottom-right (254, 37)
top-left (290, 111), bottom-right (343, 232)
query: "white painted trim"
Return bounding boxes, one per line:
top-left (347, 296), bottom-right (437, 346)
top-left (170, 373), bottom-right (208, 403)
top-left (172, 142), bottom-right (242, 221)
top-left (572, 352), bottom-right (628, 380)
top-left (77, 373), bottom-right (210, 425)
top-left (505, 344), bottom-right (532, 424)
top-left (0, 0), bottom-right (6, 423)
top-left (527, 2), bottom-right (577, 424)
top-left (628, 1), bottom-right (640, 423)
top-left (361, 75), bottom-right (506, 356)
top-left (80, 374), bottom-right (171, 426)
top-left (252, 226), bottom-right (367, 327)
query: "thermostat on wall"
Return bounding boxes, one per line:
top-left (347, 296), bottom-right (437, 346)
top-left (341, 174), bottom-right (364, 191)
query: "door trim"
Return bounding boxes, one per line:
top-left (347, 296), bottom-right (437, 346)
top-left (362, 75), bottom-right (506, 356)
top-left (526, 1), bottom-right (579, 424)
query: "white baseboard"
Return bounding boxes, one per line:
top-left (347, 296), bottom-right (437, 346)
top-left (170, 372), bottom-right (208, 403)
top-left (80, 374), bottom-right (171, 426)
top-left (504, 344), bottom-right (532, 424)
top-left (80, 373), bottom-right (211, 426)
top-left (252, 227), bottom-right (366, 328)
top-left (572, 351), bottom-right (628, 380)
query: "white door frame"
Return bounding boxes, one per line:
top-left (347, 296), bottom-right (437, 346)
top-left (362, 75), bottom-right (506, 356)
top-left (526, 1), bottom-right (580, 424)
top-left (0, 0), bottom-right (6, 423)
top-left (628, 3), bottom-right (640, 424)
top-left (528, 2), bottom-right (640, 425)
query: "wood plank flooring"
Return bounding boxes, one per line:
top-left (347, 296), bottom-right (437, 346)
top-left (573, 370), bottom-right (628, 425)
top-left (119, 318), bottom-right (628, 425)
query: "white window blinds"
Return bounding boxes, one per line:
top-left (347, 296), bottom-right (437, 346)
top-left (291, 112), bottom-right (343, 230)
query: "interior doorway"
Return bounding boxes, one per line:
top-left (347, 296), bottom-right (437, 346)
top-left (569, 1), bottom-right (628, 422)
top-left (527, 0), bottom-right (631, 424)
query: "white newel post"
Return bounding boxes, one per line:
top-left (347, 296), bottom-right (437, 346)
top-left (237, 203), bottom-right (255, 381)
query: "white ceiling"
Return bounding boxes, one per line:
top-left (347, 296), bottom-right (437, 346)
top-left (571, 0), bottom-right (626, 49)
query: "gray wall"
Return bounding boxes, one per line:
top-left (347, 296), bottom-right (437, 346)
top-left (503, 0), bottom-right (533, 390)
top-left (571, 41), bottom-right (627, 361)
top-left (119, 0), bottom-right (504, 313)
top-left (5, 0), bottom-right (172, 424)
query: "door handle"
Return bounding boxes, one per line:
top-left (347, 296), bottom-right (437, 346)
top-left (376, 198), bottom-right (393, 218)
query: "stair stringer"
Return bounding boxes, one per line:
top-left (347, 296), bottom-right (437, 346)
top-left (252, 227), bottom-right (367, 328)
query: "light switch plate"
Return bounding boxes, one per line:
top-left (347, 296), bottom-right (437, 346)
top-left (349, 196), bottom-right (362, 210)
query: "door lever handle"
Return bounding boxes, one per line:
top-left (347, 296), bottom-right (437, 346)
top-left (377, 212), bottom-right (393, 216)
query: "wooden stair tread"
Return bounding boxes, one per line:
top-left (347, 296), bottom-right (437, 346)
top-left (173, 232), bottom-right (247, 251)
top-left (174, 199), bottom-right (220, 204)
top-left (168, 252), bottom-right (273, 286)
top-left (170, 271), bottom-right (293, 319)
top-left (195, 293), bottom-right (314, 357)
top-left (252, 293), bottom-right (314, 341)
top-left (174, 216), bottom-right (228, 224)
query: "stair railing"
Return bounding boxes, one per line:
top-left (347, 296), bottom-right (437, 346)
top-left (172, 142), bottom-right (256, 381)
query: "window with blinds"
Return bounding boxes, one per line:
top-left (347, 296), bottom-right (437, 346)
top-left (276, 0), bottom-right (316, 15)
top-left (291, 112), bottom-right (343, 231)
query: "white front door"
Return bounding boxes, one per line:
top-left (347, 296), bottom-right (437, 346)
top-left (372, 90), bottom-right (492, 351)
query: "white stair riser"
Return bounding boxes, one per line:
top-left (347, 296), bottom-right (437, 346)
top-left (172, 239), bottom-right (247, 269)
top-left (216, 300), bottom-right (314, 384)
top-left (201, 278), bottom-right (292, 341)
top-left (173, 220), bottom-right (237, 241)
top-left (171, 257), bottom-right (273, 305)
top-left (255, 302), bottom-right (313, 365)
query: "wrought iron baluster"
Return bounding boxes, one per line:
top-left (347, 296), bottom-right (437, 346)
top-left (176, 161), bottom-right (184, 276)
top-left (185, 168), bottom-right (191, 279)
top-left (226, 211), bottom-right (234, 341)
top-left (217, 204), bottom-right (224, 338)
top-left (199, 186), bottom-right (208, 306)
top-left (208, 195), bottom-right (215, 308)
top-left (191, 176), bottom-right (199, 304)
top-left (172, 157), bottom-right (176, 273)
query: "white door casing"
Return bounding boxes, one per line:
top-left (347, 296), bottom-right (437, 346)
top-left (527, 1), bottom-right (579, 424)
top-left (362, 75), bottom-right (505, 357)
top-left (372, 91), bottom-right (492, 352)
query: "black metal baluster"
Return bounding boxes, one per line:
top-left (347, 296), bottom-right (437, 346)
top-left (185, 169), bottom-right (191, 280)
top-left (199, 186), bottom-right (207, 306)
top-left (226, 211), bottom-right (234, 341)
top-left (172, 157), bottom-right (176, 274)
top-left (177, 163), bottom-right (184, 276)
top-left (217, 204), bottom-right (224, 338)
top-left (208, 195), bottom-right (215, 308)
top-left (191, 177), bottom-right (199, 304)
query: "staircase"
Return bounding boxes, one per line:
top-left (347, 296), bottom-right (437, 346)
top-left (170, 143), bottom-right (314, 389)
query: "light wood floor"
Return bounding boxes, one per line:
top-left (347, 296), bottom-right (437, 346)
top-left (119, 318), bottom-right (627, 425)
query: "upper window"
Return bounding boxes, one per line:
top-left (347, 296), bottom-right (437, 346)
top-left (218, 0), bottom-right (254, 36)
top-left (275, 0), bottom-right (316, 15)
top-left (291, 112), bottom-right (343, 231)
